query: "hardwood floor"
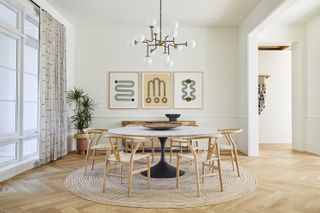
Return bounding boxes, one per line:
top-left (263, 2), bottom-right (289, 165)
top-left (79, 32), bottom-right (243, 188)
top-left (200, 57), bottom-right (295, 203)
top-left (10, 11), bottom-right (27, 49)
top-left (1, 144), bottom-right (320, 213)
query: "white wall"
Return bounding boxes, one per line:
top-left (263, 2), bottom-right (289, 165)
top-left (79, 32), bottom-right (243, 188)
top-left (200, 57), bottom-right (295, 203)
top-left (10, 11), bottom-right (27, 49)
top-left (74, 26), bottom-right (241, 147)
top-left (258, 25), bottom-right (306, 151)
top-left (306, 16), bottom-right (320, 155)
top-left (258, 50), bottom-right (292, 144)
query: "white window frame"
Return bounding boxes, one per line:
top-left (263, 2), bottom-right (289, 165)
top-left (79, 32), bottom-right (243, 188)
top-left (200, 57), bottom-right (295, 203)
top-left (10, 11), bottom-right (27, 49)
top-left (0, 0), bottom-right (39, 168)
top-left (0, 30), bottom-right (20, 140)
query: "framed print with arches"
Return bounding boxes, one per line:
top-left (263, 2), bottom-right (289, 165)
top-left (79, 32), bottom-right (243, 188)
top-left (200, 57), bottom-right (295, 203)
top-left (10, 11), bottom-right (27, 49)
top-left (142, 72), bottom-right (171, 108)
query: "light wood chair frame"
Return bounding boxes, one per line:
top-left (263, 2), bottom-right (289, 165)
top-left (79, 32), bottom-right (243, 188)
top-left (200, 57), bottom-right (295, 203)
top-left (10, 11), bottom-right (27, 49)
top-left (169, 138), bottom-right (199, 163)
top-left (124, 125), bottom-right (155, 162)
top-left (102, 135), bottom-right (151, 197)
top-left (169, 125), bottom-right (199, 162)
top-left (83, 128), bottom-right (108, 175)
top-left (218, 128), bottom-right (242, 177)
top-left (176, 135), bottom-right (224, 197)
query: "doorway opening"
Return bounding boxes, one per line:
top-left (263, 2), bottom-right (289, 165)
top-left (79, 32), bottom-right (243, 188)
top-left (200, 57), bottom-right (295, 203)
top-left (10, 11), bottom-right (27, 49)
top-left (258, 45), bottom-right (292, 150)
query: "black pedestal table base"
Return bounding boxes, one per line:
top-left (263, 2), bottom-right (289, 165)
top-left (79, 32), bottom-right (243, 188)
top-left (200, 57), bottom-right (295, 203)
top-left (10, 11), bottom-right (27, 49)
top-left (108, 126), bottom-right (217, 178)
top-left (141, 137), bottom-right (185, 178)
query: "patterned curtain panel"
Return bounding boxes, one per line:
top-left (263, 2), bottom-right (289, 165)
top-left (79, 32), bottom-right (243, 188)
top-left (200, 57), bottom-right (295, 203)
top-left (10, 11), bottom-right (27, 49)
top-left (39, 10), bottom-right (67, 164)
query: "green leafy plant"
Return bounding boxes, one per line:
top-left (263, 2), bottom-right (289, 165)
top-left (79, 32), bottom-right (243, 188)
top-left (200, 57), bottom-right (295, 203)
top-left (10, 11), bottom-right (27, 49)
top-left (67, 88), bottom-right (96, 134)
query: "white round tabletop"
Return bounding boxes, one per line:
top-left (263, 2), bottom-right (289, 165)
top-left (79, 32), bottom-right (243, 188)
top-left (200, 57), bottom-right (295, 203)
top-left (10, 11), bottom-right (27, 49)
top-left (108, 126), bottom-right (217, 138)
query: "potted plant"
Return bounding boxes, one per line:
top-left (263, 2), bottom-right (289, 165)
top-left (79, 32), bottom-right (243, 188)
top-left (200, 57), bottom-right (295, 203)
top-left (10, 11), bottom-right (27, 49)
top-left (67, 88), bottom-right (96, 154)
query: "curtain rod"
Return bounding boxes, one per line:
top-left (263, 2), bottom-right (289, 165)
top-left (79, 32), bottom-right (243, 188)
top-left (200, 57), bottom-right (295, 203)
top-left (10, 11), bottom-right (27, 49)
top-left (29, 0), bottom-right (48, 12)
top-left (29, 0), bottom-right (40, 8)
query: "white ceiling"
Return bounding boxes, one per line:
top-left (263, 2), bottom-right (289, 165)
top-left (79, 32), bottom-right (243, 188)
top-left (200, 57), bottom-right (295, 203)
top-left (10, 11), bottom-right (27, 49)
top-left (276, 0), bottom-right (320, 25)
top-left (44, 0), bottom-right (262, 27)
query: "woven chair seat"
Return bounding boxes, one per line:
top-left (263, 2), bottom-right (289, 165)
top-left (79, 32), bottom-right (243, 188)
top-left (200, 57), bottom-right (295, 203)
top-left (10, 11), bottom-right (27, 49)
top-left (91, 144), bottom-right (109, 150)
top-left (179, 151), bottom-right (218, 162)
top-left (107, 152), bottom-right (149, 163)
top-left (219, 144), bottom-right (233, 150)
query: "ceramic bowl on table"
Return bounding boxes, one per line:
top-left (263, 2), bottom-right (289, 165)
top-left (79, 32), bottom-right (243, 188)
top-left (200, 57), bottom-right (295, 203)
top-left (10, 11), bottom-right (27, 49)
top-left (165, 114), bottom-right (181, 121)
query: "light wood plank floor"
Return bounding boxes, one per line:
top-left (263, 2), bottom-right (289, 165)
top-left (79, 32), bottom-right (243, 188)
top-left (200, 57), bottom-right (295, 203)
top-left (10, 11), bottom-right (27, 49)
top-left (1, 144), bottom-right (320, 213)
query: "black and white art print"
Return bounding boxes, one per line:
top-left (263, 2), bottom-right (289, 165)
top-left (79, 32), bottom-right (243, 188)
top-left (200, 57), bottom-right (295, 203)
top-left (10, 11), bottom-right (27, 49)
top-left (173, 72), bottom-right (203, 109)
top-left (109, 72), bottom-right (139, 109)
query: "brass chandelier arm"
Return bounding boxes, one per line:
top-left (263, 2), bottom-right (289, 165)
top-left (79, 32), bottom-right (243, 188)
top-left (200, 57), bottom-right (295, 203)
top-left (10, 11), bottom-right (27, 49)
top-left (129, 0), bottom-right (195, 65)
top-left (167, 45), bottom-right (173, 55)
top-left (163, 45), bottom-right (167, 54)
top-left (175, 42), bottom-right (188, 46)
top-left (153, 33), bottom-right (158, 43)
top-left (145, 43), bottom-right (157, 46)
top-left (150, 27), bottom-right (154, 42)
top-left (150, 45), bottom-right (158, 53)
top-left (141, 28), bottom-right (188, 57)
top-left (146, 44), bottom-right (150, 57)
top-left (160, 0), bottom-right (163, 40)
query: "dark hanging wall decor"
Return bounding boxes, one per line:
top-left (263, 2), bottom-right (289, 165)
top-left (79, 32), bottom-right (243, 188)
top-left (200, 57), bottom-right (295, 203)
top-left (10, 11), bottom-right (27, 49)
top-left (258, 75), bottom-right (270, 114)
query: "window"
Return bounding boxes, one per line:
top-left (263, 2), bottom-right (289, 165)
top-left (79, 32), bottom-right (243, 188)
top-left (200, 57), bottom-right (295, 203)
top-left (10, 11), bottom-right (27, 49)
top-left (24, 18), bottom-right (39, 40)
top-left (0, 143), bottom-right (16, 164)
top-left (0, 32), bottom-right (18, 137)
top-left (23, 138), bottom-right (38, 158)
top-left (0, 2), bottom-right (18, 29)
top-left (0, 0), bottom-right (39, 168)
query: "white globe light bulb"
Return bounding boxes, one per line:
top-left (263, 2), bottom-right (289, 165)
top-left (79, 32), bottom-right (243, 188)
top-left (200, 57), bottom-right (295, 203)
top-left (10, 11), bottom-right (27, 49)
top-left (144, 56), bottom-right (152, 66)
top-left (189, 40), bottom-right (196, 48)
top-left (165, 55), bottom-right (171, 63)
top-left (135, 33), bottom-right (145, 43)
top-left (127, 39), bottom-right (135, 47)
top-left (151, 18), bottom-right (157, 26)
top-left (161, 53), bottom-right (170, 62)
top-left (176, 45), bottom-right (183, 51)
top-left (148, 18), bottom-right (157, 27)
top-left (173, 21), bottom-right (179, 29)
top-left (171, 29), bottom-right (178, 38)
top-left (154, 27), bottom-right (160, 34)
top-left (167, 59), bottom-right (173, 67)
top-left (161, 54), bottom-right (165, 61)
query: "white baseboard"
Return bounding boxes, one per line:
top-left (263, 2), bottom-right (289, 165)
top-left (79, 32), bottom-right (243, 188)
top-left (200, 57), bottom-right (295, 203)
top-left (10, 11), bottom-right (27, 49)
top-left (0, 157), bottom-right (38, 182)
top-left (259, 139), bottom-right (292, 144)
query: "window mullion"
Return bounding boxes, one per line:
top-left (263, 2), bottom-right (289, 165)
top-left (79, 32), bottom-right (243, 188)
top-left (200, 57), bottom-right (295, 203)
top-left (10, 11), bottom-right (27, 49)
top-left (17, 10), bottom-right (24, 162)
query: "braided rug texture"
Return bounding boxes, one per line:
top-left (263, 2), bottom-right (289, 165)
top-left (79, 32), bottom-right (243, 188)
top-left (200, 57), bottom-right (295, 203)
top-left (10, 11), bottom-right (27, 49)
top-left (64, 160), bottom-right (256, 208)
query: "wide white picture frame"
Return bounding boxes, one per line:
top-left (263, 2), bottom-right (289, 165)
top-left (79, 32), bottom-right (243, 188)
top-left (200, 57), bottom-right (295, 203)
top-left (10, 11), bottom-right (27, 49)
top-left (173, 72), bottom-right (203, 109)
top-left (109, 72), bottom-right (139, 109)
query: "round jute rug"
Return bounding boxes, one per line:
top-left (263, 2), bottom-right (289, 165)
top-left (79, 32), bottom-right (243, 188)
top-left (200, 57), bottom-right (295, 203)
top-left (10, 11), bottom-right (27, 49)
top-left (64, 161), bottom-right (257, 208)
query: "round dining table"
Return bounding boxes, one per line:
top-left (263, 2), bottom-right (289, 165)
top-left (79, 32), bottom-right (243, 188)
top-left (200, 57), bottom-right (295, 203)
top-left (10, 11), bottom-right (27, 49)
top-left (108, 125), bottom-right (217, 178)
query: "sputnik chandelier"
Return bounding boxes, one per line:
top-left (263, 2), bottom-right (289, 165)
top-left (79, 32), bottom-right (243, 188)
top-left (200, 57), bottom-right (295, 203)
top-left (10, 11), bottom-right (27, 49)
top-left (127, 0), bottom-right (196, 66)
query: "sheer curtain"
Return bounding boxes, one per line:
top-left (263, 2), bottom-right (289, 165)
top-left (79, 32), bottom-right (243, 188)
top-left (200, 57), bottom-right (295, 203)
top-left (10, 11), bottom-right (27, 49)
top-left (39, 9), bottom-right (67, 164)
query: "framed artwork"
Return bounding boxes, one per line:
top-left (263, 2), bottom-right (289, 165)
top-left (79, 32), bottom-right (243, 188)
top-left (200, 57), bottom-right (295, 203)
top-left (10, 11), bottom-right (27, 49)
top-left (109, 72), bottom-right (139, 109)
top-left (142, 72), bottom-right (171, 108)
top-left (173, 72), bottom-right (203, 109)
